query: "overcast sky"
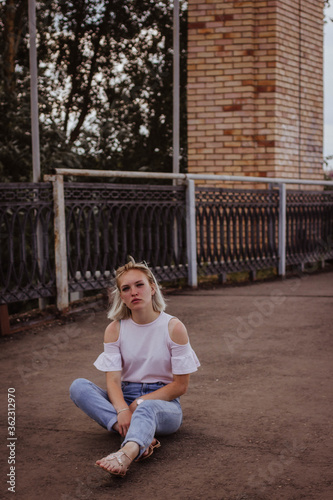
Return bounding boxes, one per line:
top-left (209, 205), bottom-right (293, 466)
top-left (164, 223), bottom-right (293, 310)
top-left (324, 4), bottom-right (333, 169)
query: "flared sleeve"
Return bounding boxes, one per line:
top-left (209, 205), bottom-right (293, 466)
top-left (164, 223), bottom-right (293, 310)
top-left (170, 341), bottom-right (200, 375)
top-left (93, 342), bottom-right (122, 372)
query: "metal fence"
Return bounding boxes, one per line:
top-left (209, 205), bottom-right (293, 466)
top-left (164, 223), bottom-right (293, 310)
top-left (196, 187), bottom-right (280, 276)
top-left (0, 183), bottom-right (55, 303)
top-left (64, 183), bottom-right (187, 292)
top-left (286, 190), bottom-right (333, 266)
top-left (196, 187), bottom-right (333, 276)
top-left (1, 174), bottom-right (333, 309)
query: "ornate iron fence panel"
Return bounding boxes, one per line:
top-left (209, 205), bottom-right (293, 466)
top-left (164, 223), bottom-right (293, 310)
top-left (0, 183), bottom-right (55, 303)
top-left (64, 183), bottom-right (188, 292)
top-left (1, 181), bottom-right (332, 307)
top-left (196, 187), bottom-right (280, 275)
top-left (286, 190), bottom-right (333, 265)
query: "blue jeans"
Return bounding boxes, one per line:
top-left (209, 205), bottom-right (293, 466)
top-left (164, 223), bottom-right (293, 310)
top-left (69, 378), bottom-right (183, 458)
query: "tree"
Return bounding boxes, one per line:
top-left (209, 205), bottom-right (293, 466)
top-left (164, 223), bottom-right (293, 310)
top-left (0, 0), bottom-right (187, 182)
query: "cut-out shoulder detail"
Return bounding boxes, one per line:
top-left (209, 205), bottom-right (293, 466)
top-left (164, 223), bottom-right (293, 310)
top-left (104, 320), bottom-right (120, 343)
top-left (168, 318), bottom-right (189, 345)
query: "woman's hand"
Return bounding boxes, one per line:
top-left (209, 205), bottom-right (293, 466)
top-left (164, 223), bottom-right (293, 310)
top-left (117, 408), bottom-right (132, 437)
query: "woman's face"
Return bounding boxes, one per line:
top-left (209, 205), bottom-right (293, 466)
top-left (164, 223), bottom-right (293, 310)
top-left (118, 269), bottom-right (155, 311)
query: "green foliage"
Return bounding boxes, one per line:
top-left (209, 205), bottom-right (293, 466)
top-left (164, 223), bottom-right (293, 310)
top-left (0, 0), bottom-right (188, 181)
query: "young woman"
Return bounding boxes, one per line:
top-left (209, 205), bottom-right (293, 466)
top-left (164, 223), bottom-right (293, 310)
top-left (69, 259), bottom-right (200, 477)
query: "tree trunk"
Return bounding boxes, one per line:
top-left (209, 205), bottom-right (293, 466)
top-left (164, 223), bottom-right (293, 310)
top-left (3, 0), bottom-right (26, 97)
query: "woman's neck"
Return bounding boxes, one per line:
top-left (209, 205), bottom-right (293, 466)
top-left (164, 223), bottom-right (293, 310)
top-left (131, 309), bottom-right (160, 325)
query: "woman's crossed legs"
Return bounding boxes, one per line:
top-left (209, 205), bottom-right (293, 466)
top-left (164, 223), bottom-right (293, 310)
top-left (70, 378), bottom-right (182, 476)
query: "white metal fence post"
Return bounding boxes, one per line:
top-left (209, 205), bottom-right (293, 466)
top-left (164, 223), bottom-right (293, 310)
top-left (186, 179), bottom-right (198, 287)
top-left (52, 174), bottom-right (69, 311)
top-left (278, 183), bottom-right (287, 277)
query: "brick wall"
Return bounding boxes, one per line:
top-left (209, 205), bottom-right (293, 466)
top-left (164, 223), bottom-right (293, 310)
top-left (187, 0), bottom-right (324, 187)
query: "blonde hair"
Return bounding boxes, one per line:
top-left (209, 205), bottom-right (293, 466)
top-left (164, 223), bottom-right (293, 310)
top-left (107, 258), bottom-right (166, 321)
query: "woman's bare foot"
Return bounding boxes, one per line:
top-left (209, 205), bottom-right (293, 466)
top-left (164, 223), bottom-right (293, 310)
top-left (95, 442), bottom-right (139, 477)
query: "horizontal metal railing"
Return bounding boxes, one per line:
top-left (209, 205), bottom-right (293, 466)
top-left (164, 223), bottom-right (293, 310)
top-left (54, 168), bottom-right (333, 187)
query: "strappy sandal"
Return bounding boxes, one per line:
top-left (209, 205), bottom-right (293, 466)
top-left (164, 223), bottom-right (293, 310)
top-left (95, 450), bottom-right (132, 477)
top-left (135, 439), bottom-right (161, 462)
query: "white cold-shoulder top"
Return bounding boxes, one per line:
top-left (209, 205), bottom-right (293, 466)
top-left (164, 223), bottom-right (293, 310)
top-left (94, 311), bottom-right (200, 384)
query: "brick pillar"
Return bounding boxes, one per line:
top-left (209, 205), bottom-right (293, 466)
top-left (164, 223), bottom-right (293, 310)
top-left (187, 0), bottom-right (324, 186)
